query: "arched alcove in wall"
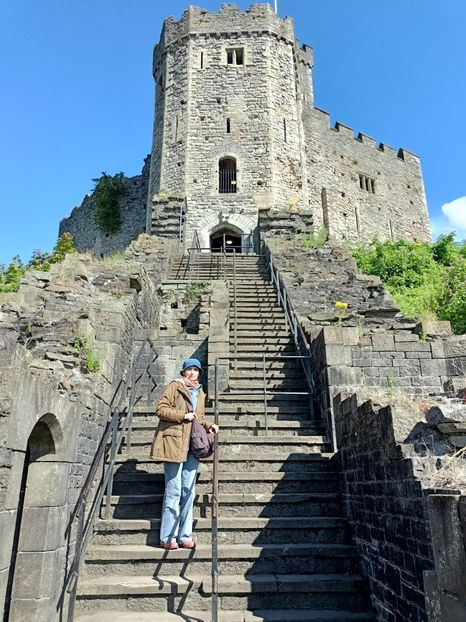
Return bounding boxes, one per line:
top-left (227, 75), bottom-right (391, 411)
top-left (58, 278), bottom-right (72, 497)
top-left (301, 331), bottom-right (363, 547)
top-left (5, 414), bottom-right (68, 621)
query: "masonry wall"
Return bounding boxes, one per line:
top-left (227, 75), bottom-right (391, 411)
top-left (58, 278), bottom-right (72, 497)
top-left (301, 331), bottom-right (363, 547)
top-left (303, 108), bottom-right (431, 242)
top-left (0, 236), bottom-right (174, 620)
top-left (59, 157), bottom-right (150, 257)
top-left (334, 394), bottom-right (436, 621)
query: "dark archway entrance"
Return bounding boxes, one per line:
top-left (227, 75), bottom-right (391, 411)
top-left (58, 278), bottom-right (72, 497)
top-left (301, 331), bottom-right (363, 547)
top-left (210, 228), bottom-right (242, 253)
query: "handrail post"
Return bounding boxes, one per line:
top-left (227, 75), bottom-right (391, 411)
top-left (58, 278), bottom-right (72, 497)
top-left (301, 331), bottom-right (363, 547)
top-left (233, 249), bottom-right (237, 372)
top-left (211, 359), bottom-right (220, 622)
top-left (263, 354), bottom-right (268, 436)
top-left (104, 415), bottom-right (119, 520)
top-left (66, 503), bottom-right (85, 622)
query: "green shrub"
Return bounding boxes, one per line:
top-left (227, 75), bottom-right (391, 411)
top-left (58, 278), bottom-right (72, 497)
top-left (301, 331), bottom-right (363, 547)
top-left (352, 234), bottom-right (466, 334)
top-left (0, 257), bottom-right (26, 293)
top-left (0, 234), bottom-right (76, 293)
top-left (93, 172), bottom-right (124, 235)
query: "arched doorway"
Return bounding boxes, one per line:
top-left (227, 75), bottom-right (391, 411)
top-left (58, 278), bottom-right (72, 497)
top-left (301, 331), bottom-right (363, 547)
top-left (210, 227), bottom-right (242, 253)
top-left (4, 414), bottom-right (66, 621)
top-left (218, 157), bottom-right (237, 193)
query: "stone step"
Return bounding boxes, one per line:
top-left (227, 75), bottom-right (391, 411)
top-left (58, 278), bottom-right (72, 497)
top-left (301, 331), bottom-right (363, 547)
top-left (228, 359), bottom-right (301, 370)
top-left (125, 423), bottom-right (322, 439)
top-left (92, 516), bottom-right (348, 546)
top-left (229, 369), bottom-right (303, 379)
top-left (217, 392), bottom-right (311, 404)
top-left (76, 573), bottom-right (369, 613)
top-left (112, 470), bottom-right (337, 495)
top-left (114, 453), bottom-right (333, 474)
top-left (82, 543), bottom-right (359, 578)
top-left (76, 610), bottom-right (376, 622)
top-left (121, 436), bottom-right (329, 456)
top-left (106, 491), bottom-right (341, 519)
top-left (227, 380), bottom-right (307, 391)
top-left (233, 314), bottom-right (286, 321)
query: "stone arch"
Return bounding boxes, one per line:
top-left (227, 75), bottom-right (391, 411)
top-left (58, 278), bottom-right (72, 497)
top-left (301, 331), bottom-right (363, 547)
top-left (5, 413), bottom-right (69, 622)
top-left (195, 212), bottom-right (257, 252)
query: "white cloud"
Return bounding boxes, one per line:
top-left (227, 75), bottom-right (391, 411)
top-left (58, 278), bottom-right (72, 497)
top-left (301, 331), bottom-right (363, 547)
top-left (442, 196), bottom-right (466, 229)
top-left (431, 196), bottom-right (466, 241)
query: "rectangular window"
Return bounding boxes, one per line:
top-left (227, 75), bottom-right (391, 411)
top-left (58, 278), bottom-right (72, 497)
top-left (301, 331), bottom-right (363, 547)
top-left (226, 48), bottom-right (244, 65)
top-left (226, 118), bottom-right (231, 133)
top-left (359, 174), bottom-right (375, 194)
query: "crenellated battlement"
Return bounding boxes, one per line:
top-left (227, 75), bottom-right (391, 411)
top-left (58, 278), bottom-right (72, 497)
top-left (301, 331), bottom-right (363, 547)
top-left (158, 3), bottom-right (296, 48)
top-left (312, 107), bottom-right (420, 165)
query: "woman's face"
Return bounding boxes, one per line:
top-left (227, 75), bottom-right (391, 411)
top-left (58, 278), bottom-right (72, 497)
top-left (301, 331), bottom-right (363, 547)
top-left (183, 366), bottom-right (200, 382)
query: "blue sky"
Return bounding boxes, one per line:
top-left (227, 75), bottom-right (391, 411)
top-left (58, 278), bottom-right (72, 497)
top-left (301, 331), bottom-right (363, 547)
top-left (1, 0), bottom-right (465, 265)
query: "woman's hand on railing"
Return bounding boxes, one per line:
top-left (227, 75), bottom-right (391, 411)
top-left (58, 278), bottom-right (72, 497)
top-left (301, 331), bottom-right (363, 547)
top-left (209, 424), bottom-right (219, 434)
top-left (184, 412), bottom-right (197, 421)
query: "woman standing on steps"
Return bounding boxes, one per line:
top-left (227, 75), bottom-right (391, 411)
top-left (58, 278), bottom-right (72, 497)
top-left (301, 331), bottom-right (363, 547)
top-left (150, 358), bottom-right (219, 550)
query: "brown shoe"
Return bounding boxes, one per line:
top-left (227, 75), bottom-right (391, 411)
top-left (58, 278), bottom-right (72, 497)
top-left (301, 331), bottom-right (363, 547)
top-left (161, 541), bottom-right (179, 550)
top-left (178, 540), bottom-right (195, 549)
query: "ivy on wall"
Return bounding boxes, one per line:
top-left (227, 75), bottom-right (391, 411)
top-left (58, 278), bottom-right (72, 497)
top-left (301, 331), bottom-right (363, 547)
top-left (93, 172), bottom-right (125, 235)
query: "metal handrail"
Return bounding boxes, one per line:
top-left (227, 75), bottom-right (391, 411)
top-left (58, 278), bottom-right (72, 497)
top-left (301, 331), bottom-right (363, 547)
top-left (216, 354), bottom-right (312, 437)
top-left (65, 339), bottom-right (158, 621)
top-left (262, 242), bottom-right (338, 451)
top-left (211, 359), bottom-right (220, 622)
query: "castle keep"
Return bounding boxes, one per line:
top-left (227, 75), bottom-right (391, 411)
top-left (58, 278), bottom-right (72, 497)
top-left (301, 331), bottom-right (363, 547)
top-left (60, 3), bottom-right (431, 254)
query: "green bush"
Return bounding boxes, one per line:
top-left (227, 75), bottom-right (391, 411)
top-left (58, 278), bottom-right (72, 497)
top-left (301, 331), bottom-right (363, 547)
top-left (93, 172), bottom-right (124, 235)
top-left (0, 233), bottom-right (76, 293)
top-left (352, 234), bottom-right (466, 334)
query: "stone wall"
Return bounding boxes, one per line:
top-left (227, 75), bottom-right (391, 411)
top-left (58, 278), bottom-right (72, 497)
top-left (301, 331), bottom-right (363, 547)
top-left (424, 494), bottom-right (466, 621)
top-left (333, 393), bottom-right (438, 621)
top-left (59, 157), bottom-right (150, 257)
top-left (265, 238), bottom-right (466, 423)
top-left (303, 108), bottom-right (431, 242)
top-left (0, 235), bottom-right (175, 621)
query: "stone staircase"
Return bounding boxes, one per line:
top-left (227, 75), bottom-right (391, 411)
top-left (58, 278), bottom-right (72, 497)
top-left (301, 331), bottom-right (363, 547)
top-left (75, 253), bottom-right (375, 621)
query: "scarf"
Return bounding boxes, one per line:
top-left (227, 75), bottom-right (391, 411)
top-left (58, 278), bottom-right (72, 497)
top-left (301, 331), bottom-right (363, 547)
top-left (182, 377), bottom-right (201, 390)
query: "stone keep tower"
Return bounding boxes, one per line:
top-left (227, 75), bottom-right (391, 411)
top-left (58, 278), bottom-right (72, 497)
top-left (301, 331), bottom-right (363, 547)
top-left (146, 3), bottom-right (431, 250)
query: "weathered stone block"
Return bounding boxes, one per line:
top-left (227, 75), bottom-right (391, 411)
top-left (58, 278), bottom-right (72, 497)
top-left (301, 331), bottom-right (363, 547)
top-left (322, 326), bottom-right (359, 346)
top-left (420, 359), bottom-right (447, 377)
top-left (371, 334), bottom-right (395, 351)
top-left (394, 332), bottom-right (421, 343)
top-left (18, 506), bottom-right (66, 552)
top-left (325, 344), bottom-right (352, 366)
top-left (23, 462), bottom-right (70, 507)
top-left (11, 548), bottom-right (62, 599)
top-left (327, 366), bottom-right (362, 386)
top-left (427, 494), bottom-right (466, 599)
top-left (8, 596), bottom-right (54, 622)
top-left (396, 341), bottom-right (432, 353)
top-left (442, 341), bottom-right (466, 359)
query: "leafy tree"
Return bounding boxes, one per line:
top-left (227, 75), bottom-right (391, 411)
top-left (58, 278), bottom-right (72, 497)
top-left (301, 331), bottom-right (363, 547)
top-left (93, 172), bottom-right (125, 235)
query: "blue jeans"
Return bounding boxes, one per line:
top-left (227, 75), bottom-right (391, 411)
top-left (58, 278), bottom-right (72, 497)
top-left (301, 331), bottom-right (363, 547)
top-left (160, 452), bottom-right (199, 544)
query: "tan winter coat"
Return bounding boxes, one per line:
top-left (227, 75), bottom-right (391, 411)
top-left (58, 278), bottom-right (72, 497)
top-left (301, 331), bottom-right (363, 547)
top-left (150, 380), bottom-right (213, 463)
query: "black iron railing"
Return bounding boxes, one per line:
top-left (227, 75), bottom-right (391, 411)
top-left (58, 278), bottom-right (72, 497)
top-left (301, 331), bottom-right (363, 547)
top-left (219, 167), bottom-right (237, 193)
top-left (65, 339), bottom-right (158, 621)
top-left (263, 242), bottom-right (337, 451)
